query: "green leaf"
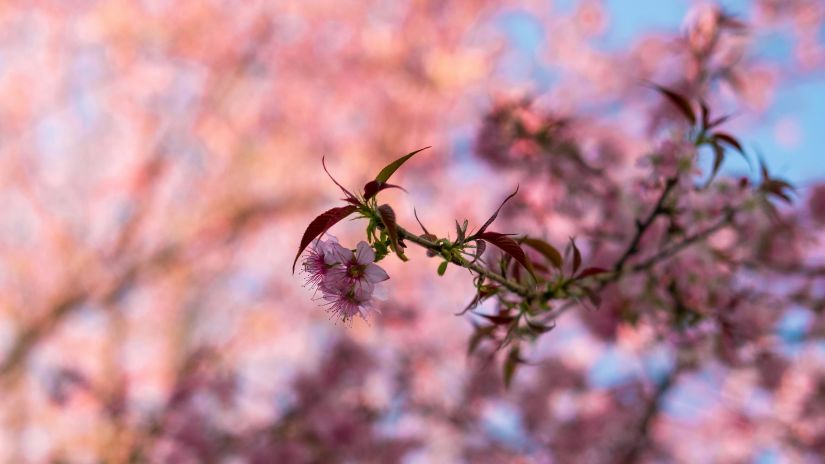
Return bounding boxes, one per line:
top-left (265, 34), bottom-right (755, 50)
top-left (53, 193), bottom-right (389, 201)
top-left (437, 261), bottom-right (448, 276)
top-left (375, 146), bottom-right (431, 183)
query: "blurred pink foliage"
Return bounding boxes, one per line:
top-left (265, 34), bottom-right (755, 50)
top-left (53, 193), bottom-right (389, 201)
top-left (0, 0), bottom-right (824, 462)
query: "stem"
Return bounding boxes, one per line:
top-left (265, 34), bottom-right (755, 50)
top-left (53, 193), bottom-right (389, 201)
top-left (616, 362), bottom-right (684, 463)
top-left (549, 209), bottom-right (735, 321)
top-left (613, 177), bottom-right (678, 273)
top-left (631, 209), bottom-right (734, 273)
top-left (395, 225), bottom-right (532, 297)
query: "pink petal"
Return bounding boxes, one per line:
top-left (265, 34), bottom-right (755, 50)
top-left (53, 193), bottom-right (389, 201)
top-left (355, 241), bottom-right (375, 264)
top-left (324, 242), bottom-right (352, 265)
top-left (363, 263), bottom-right (389, 283)
top-left (321, 268), bottom-right (349, 292)
top-left (353, 279), bottom-right (375, 299)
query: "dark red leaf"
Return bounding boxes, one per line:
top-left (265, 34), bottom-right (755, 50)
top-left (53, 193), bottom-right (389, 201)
top-left (292, 205), bottom-right (357, 273)
top-left (474, 186), bottom-right (519, 238)
top-left (582, 287), bottom-right (602, 308)
top-left (480, 313), bottom-right (517, 325)
top-left (457, 285), bottom-right (499, 315)
top-left (569, 238), bottom-right (582, 274)
top-left (700, 99), bottom-right (710, 129)
top-left (363, 180), bottom-right (407, 200)
top-left (478, 232), bottom-right (534, 277)
top-left (651, 84), bottom-right (696, 126)
top-left (378, 204), bottom-right (407, 261)
top-left (526, 319), bottom-right (555, 334)
top-left (708, 141), bottom-right (725, 185)
top-left (576, 267), bottom-right (609, 279)
top-left (521, 237), bottom-right (563, 269)
top-left (322, 157), bottom-right (358, 203)
top-left (375, 146), bottom-right (431, 183)
top-left (456, 219), bottom-right (468, 243)
top-left (413, 208), bottom-right (431, 235)
top-left (758, 155), bottom-right (770, 182)
top-left (707, 114), bottom-right (733, 129)
top-left (765, 181), bottom-right (794, 204)
top-left (713, 132), bottom-right (746, 158)
top-left (470, 239), bottom-right (487, 264)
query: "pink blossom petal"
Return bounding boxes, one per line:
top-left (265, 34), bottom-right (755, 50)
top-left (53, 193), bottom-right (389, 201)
top-left (354, 241), bottom-right (375, 264)
top-left (363, 263), bottom-right (389, 283)
top-left (321, 267), bottom-right (349, 292)
top-left (353, 279), bottom-right (375, 298)
top-left (324, 242), bottom-right (352, 265)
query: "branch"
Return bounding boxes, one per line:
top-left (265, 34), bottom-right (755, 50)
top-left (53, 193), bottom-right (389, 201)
top-left (613, 177), bottom-right (678, 273)
top-left (617, 362), bottom-right (684, 463)
top-left (395, 225), bottom-right (532, 297)
top-left (631, 209), bottom-right (735, 273)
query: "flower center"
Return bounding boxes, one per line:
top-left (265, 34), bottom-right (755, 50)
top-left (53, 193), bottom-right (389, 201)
top-left (348, 264), bottom-right (366, 278)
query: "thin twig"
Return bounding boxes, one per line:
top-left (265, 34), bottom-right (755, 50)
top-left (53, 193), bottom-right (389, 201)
top-left (613, 177), bottom-right (679, 273)
top-left (395, 225), bottom-right (532, 297)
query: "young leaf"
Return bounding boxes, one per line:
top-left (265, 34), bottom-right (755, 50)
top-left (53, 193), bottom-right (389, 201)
top-left (414, 208), bottom-right (432, 236)
top-left (503, 346), bottom-right (521, 389)
top-left (474, 186), bottom-right (519, 238)
top-left (375, 146), bottom-right (431, 183)
top-left (651, 84), bottom-right (696, 126)
top-left (707, 114), bottom-right (733, 129)
top-left (582, 287), bottom-right (602, 308)
top-left (467, 324), bottom-right (496, 356)
top-left (363, 180), bottom-right (407, 200)
top-left (292, 205), bottom-right (357, 273)
top-left (479, 232), bottom-right (534, 277)
top-left (576, 267), bottom-right (609, 280)
top-left (470, 239), bottom-right (487, 264)
top-left (459, 285), bottom-right (498, 315)
top-left (521, 237), bottom-right (563, 269)
top-left (455, 219), bottom-right (469, 244)
top-left (437, 261), bottom-right (448, 276)
top-left (481, 313), bottom-right (517, 325)
top-left (712, 132), bottom-right (747, 163)
top-left (526, 319), bottom-right (555, 335)
top-left (569, 237), bottom-right (582, 274)
top-left (377, 204), bottom-right (407, 261)
top-left (700, 99), bottom-right (711, 130)
top-left (322, 157), bottom-right (358, 203)
top-left (707, 141), bottom-right (725, 186)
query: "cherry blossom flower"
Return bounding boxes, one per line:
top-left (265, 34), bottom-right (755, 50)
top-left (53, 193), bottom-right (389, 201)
top-left (300, 236), bottom-right (341, 290)
top-left (324, 241), bottom-right (390, 294)
top-left (322, 283), bottom-right (376, 322)
top-left (304, 240), bottom-right (390, 322)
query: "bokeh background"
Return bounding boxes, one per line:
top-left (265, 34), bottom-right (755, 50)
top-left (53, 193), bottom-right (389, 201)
top-left (0, 1), bottom-right (823, 462)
